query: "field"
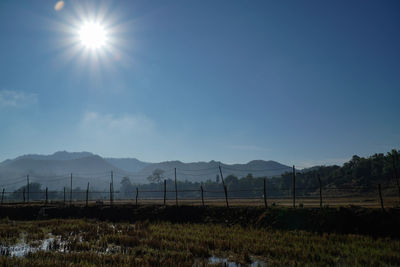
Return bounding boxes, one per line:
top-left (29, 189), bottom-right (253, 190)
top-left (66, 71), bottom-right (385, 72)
top-left (2, 195), bottom-right (399, 209)
top-left (115, 196), bottom-right (399, 208)
top-left (1, 218), bottom-right (400, 266)
top-left (0, 205), bottom-right (399, 266)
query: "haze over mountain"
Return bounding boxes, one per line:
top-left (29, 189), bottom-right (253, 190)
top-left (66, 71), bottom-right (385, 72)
top-left (15, 151), bottom-right (95, 161)
top-left (136, 159), bottom-right (291, 184)
top-left (0, 151), bottom-right (292, 190)
top-left (104, 158), bottom-right (151, 173)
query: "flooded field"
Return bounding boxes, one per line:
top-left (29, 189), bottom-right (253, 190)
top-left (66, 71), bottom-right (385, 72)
top-left (0, 236), bottom-right (266, 267)
top-left (0, 217), bottom-right (399, 266)
top-left (0, 236), bottom-right (65, 257)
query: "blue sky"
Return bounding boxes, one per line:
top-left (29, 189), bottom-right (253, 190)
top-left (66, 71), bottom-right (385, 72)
top-left (0, 0), bottom-right (399, 166)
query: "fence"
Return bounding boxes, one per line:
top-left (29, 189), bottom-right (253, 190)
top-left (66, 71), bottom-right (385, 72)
top-left (0, 186), bottom-right (398, 208)
top-left (1, 165), bottom-right (399, 210)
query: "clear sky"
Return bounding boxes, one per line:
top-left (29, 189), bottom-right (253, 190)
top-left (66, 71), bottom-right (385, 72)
top-left (0, 0), bottom-right (399, 167)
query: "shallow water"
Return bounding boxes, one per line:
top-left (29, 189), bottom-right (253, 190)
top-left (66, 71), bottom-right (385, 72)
top-left (209, 256), bottom-right (239, 266)
top-left (1, 236), bottom-right (267, 266)
top-left (0, 236), bottom-right (66, 257)
top-left (208, 256), bottom-right (267, 267)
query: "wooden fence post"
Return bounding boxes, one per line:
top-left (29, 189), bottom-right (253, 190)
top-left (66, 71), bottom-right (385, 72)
top-left (200, 185), bottom-right (205, 207)
top-left (86, 182), bottom-right (89, 207)
top-left (175, 168), bottom-right (178, 207)
top-left (392, 156), bottom-right (400, 202)
top-left (292, 165), bottom-right (296, 208)
top-left (111, 171), bottom-right (114, 203)
top-left (218, 165), bottom-right (229, 208)
top-left (27, 175), bottom-right (29, 203)
top-left (45, 187), bottom-right (48, 204)
top-left (110, 183), bottom-right (113, 206)
top-left (318, 174), bottom-right (322, 209)
top-left (1, 188), bottom-right (4, 205)
top-left (135, 187), bottom-right (138, 207)
top-left (23, 188), bottom-right (25, 203)
top-left (163, 180), bottom-right (166, 206)
top-left (378, 184), bottom-right (384, 212)
top-left (263, 177), bottom-right (268, 209)
top-left (223, 186), bottom-right (228, 208)
top-left (112, 183), bottom-right (114, 203)
top-left (70, 173), bottom-right (72, 205)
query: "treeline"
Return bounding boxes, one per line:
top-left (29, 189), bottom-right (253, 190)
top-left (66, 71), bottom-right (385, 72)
top-left (120, 149), bottom-right (400, 198)
top-left (120, 174), bottom-right (285, 199)
top-left (7, 183), bottom-right (110, 202)
top-left (281, 150), bottom-right (400, 193)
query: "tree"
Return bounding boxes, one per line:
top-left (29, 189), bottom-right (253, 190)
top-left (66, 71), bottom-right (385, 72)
top-left (147, 169), bottom-right (165, 183)
top-left (389, 149), bottom-right (399, 165)
top-left (215, 175), bottom-right (220, 183)
top-left (12, 182), bottom-right (43, 201)
top-left (225, 175), bottom-right (238, 185)
top-left (245, 173), bottom-right (253, 179)
top-left (120, 177), bottom-right (133, 193)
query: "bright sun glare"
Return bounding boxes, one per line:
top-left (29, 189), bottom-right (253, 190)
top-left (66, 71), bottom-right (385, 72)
top-left (78, 22), bottom-right (107, 49)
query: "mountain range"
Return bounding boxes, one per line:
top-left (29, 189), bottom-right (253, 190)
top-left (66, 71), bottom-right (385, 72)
top-left (0, 151), bottom-right (292, 190)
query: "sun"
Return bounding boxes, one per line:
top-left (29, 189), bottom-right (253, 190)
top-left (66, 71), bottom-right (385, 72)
top-left (78, 22), bottom-right (107, 49)
top-left (51, 1), bottom-right (130, 70)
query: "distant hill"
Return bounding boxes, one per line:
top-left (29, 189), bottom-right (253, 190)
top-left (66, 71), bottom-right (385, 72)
top-left (0, 154), bottom-right (129, 190)
top-left (0, 151), bottom-right (292, 190)
top-left (133, 159), bottom-right (291, 184)
top-left (2, 155), bottom-right (117, 174)
top-left (15, 151), bottom-right (95, 161)
top-left (105, 158), bottom-right (150, 173)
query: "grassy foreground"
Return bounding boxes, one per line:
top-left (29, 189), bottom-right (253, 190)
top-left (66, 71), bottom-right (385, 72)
top-left (0, 218), bottom-right (399, 266)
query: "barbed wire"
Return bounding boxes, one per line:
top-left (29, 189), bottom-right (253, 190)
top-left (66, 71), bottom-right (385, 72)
top-left (221, 166), bottom-right (292, 172)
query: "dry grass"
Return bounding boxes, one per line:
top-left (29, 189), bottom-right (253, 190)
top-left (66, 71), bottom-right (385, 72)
top-left (0, 218), bottom-right (399, 266)
top-left (98, 196), bottom-right (400, 208)
top-left (3, 195), bottom-right (397, 209)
